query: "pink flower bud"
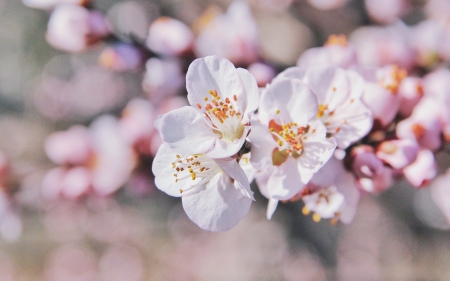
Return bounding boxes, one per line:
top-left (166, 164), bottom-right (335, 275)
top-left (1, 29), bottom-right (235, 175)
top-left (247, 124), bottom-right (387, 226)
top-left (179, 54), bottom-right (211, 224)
top-left (351, 145), bottom-right (393, 193)
top-left (46, 5), bottom-right (110, 52)
top-left (247, 62), bottom-right (275, 87)
top-left (98, 44), bottom-right (145, 72)
top-left (376, 139), bottom-right (419, 169)
top-left (146, 17), bottom-right (194, 57)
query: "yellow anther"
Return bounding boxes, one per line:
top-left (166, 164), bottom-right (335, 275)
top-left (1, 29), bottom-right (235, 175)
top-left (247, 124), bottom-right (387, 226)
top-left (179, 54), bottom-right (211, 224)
top-left (312, 213), bottom-right (321, 222)
top-left (277, 140), bottom-right (283, 146)
top-left (204, 97), bottom-right (208, 101)
top-left (176, 155), bottom-right (181, 158)
top-left (302, 206), bottom-right (310, 215)
top-left (276, 109), bottom-right (280, 114)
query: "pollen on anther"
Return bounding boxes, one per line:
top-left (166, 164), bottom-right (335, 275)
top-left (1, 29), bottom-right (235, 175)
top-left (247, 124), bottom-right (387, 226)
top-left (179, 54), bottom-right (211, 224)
top-left (277, 140), bottom-right (283, 146)
top-left (176, 155), bottom-right (181, 158)
top-left (225, 97), bottom-right (230, 104)
top-left (179, 189), bottom-right (183, 193)
top-left (233, 95), bottom-right (237, 101)
top-left (276, 109), bottom-right (280, 114)
top-left (332, 87), bottom-right (337, 92)
top-left (204, 97), bottom-right (208, 101)
top-left (197, 104), bottom-right (202, 109)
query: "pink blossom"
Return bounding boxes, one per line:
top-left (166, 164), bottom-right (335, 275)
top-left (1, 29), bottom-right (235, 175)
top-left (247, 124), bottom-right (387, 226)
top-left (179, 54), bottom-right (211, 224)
top-left (376, 139), bottom-right (419, 169)
top-left (396, 97), bottom-right (442, 151)
top-left (98, 44), bottom-right (144, 72)
top-left (359, 65), bottom-right (406, 127)
top-left (146, 17), bottom-right (194, 57)
top-left (430, 168), bottom-right (450, 221)
top-left (46, 5), bottom-right (110, 53)
top-left (351, 145), bottom-right (393, 193)
top-left (349, 23), bottom-right (414, 70)
top-left (42, 116), bottom-right (137, 198)
top-left (247, 62), bottom-right (276, 88)
top-left (364, 0), bottom-right (408, 24)
top-left (398, 77), bottom-right (424, 117)
top-left (194, 2), bottom-right (259, 65)
top-left (300, 157), bottom-right (360, 224)
top-left (423, 68), bottom-right (450, 141)
top-left (297, 34), bottom-right (358, 69)
top-left (425, 0), bottom-right (450, 22)
top-left (142, 58), bottom-right (184, 104)
top-left (410, 19), bottom-right (450, 67)
top-left (44, 125), bottom-right (91, 166)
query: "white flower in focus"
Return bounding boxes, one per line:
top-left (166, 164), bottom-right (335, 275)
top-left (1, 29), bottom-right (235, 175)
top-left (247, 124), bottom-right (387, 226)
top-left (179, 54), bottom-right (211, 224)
top-left (152, 145), bottom-right (253, 231)
top-left (276, 66), bottom-right (372, 149)
top-left (249, 78), bottom-right (336, 217)
top-left (155, 56), bottom-right (259, 158)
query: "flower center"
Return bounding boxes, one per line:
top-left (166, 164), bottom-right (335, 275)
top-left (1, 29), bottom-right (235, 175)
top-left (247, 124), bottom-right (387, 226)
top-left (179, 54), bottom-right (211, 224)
top-left (269, 119), bottom-right (308, 166)
top-left (171, 153), bottom-right (221, 193)
top-left (324, 34), bottom-right (347, 47)
top-left (197, 90), bottom-right (245, 142)
top-left (379, 65), bottom-right (407, 94)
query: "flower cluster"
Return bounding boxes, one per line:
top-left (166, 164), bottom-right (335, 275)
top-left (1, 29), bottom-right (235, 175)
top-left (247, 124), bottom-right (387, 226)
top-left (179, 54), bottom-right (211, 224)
top-left (22, 0), bottom-right (450, 235)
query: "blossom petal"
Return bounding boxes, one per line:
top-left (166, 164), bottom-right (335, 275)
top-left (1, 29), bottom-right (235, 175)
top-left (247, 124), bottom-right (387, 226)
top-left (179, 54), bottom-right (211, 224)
top-left (301, 67), bottom-right (350, 111)
top-left (152, 145), bottom-right (209, 197)
top-left (186, 56), bottom-right (247, 116)
top-left (215, 157), bottom-right (254, 200)
top-left (154, 106), bottom-right (217, 155)
top-left (298, 120), bottom-right (336, 179)
top-left (182, 172), bottom-right (252, 231)
top-left (248, 120), bottom-right (277, 170)
top-left (237, 67), bottom-right (259, 123)
top-left (330, 98), bottom-right (373, 149)
top-left (259, 78), bottom-right (318, 126)
top-left (266, 157), bottom-right (306, 200)
top-left (267, 198), bottom-right (279, 220)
